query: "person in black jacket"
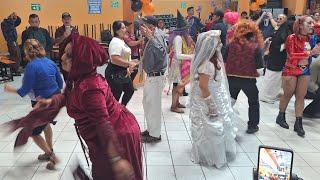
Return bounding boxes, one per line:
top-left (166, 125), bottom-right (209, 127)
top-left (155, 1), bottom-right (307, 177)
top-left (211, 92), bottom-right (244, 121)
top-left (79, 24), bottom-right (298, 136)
top-left (260, 14), bottom-right (290, 104)
top-left (211, 9), bottom-right (227, 58)
top-left (21, 14), bottom-right (52, 58)
top-left (1, 12), bottom-right (22, 75)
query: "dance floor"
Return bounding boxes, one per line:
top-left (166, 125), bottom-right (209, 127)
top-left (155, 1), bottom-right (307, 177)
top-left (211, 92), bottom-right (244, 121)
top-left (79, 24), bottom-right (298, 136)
top-left (0, 66), bottom-right (320, 180)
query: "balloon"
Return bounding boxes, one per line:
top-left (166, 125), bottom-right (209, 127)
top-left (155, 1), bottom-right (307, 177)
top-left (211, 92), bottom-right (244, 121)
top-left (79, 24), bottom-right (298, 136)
top-left (131, 0), bottom-right (143, 12)
top-left (141, 0), bottom-right (150, 4)
top-left (250, 2), bottom-right (259, 11)
top-left (256, 0), bottom-right (266, 6)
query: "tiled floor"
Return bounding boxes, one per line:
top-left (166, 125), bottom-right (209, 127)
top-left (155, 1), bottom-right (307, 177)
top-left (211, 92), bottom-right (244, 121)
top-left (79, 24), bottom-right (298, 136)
top-left (1, 67), bottom-right (320, 180)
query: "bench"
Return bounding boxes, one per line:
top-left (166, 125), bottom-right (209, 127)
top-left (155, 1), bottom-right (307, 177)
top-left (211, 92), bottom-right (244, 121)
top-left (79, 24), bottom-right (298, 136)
top-left (0, 56), bottom-right (15, 82)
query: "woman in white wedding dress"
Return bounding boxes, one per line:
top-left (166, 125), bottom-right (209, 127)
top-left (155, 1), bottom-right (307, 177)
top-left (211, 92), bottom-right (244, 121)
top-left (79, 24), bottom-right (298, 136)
top-left (189, 30), bottom-right (237, 168)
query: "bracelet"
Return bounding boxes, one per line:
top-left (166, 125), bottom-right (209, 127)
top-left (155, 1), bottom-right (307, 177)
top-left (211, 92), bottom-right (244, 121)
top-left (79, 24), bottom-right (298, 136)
top-left (110, 155), bottom-right (122, 164)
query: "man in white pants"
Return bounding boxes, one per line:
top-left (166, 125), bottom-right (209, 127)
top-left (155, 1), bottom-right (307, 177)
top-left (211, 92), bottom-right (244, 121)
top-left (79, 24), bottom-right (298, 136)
top-left (140, 16), bottom-right (168, 143)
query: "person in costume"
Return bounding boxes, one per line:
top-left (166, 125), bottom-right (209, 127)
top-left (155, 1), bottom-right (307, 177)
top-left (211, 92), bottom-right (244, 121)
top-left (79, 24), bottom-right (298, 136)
top-left (13, 32), bottom-right (143, 179)
top-left (260, 14), bottom-right (290, 104)
top-left (189, 30), bottom-right (237, 168)
top-left (276, 16), bottom-right (320, 137)
top-left (168, 10), bottom-right (195, 113)
top-left (224, 20), bottom-right (264, 134)
top-left (4, 39), bottom-right (63, 170)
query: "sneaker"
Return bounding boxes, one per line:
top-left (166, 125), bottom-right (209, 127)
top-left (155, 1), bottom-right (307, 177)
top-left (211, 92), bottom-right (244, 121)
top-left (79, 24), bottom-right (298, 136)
top-left (141, 130), bottom-right (149, 136)
top-left (246, 126), bottom-right (259, 134)
top-left (142, 134), bottom-right (161, 143)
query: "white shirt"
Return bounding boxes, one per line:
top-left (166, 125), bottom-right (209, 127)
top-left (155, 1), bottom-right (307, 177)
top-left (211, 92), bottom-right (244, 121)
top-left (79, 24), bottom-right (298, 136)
top-left (108, 37), bottom-right (132, 63)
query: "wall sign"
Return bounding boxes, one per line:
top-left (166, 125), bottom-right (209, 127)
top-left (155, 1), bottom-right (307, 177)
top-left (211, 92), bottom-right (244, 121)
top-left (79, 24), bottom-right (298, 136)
top-left (111, 0), bottom-right (120, 8)
top-left (180, 2), bottom-right (187, 9)
top-left (31, 4), bottom-right (41, 11)
top-left (88, 0), bottom-right (102, 14)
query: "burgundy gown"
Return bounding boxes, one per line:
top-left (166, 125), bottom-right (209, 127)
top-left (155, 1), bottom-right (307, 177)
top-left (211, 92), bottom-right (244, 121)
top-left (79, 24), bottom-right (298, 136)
top-left (2, 33), bottom-right (143, 180)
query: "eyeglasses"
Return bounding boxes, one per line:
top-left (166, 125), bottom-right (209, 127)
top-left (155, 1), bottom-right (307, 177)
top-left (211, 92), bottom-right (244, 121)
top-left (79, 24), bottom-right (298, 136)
top-left (277, 17), bottom-right (284, 21)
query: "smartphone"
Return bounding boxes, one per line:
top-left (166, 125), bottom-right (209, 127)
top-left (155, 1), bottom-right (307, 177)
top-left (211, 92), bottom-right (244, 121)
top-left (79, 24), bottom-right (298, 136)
top-left (257, 145), bottom-right (293, 180)
top-left (65, 26), bottom-right (72, 34)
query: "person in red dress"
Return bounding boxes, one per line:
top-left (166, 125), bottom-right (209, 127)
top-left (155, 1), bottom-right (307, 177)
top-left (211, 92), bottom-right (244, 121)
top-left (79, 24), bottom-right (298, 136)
top-left (276, 16), bottom-right (320, 137)
top-left (38, 32), bottom-right (143, 179)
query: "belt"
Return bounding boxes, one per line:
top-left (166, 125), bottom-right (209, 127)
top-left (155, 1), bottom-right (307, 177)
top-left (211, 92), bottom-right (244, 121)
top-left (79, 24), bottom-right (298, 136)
top-left (147, 71), bottom-right (165, 77)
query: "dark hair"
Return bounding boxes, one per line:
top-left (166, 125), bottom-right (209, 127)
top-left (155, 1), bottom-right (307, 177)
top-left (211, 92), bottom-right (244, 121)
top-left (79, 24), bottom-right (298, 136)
top-left (314, 12), bottom-right (320, 16)
top-left (187, 7), bottom-right (194, 12)
top-left (112, 20), bottom-right (124, 37)
top-left (29, 14), bottom-right (39, 19)
top-left (241, 11), bottom-right (248, 16)
top-left (209, 51), bottom-right (221, 81)
top-left (244, 32), bottom-right (254, 41)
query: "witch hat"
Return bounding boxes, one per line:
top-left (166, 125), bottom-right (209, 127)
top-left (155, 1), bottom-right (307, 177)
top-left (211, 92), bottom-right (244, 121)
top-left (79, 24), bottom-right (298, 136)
top-left (174, 10), bottom-right (190, 31)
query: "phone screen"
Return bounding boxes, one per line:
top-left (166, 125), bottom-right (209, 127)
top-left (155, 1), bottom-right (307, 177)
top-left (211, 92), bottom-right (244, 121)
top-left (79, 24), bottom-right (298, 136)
top-left (258, 146), bottom-right (293, 180)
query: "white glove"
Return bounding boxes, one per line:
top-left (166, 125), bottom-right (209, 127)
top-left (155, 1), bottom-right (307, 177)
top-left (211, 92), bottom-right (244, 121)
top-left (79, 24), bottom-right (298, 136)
top-left (204, 95), bottom-right (218, 117)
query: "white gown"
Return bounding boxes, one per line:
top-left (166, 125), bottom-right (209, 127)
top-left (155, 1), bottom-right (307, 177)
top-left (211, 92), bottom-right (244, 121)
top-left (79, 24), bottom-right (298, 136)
top-left (189, 60), bottom-right (238, 168)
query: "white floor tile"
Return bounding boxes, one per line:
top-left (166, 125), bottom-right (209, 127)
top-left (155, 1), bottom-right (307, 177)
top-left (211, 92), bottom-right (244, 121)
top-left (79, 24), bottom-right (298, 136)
top-left (169, 140), bottom-right (191, 153)
top-left (299, 153), bottom-right (320, 167)
top-left (171, 152), bottom-right (194, 166)
top-left (146, 140), bottom-right (170, 152)
top-left (31, 166), bottom-right (64, 180)
top-left (0, 166), bottom-right (11, 179)
top-left (202, 166), bottom-right (235, 180)
top-left (53, 141), bottom-right (77, 153)
top-left (146, 152), bottom-right (172, 166)
top-left (147, 165), bottom-right (176, 180)
top-left (175, 166), bottom-right (205, 180)
top-left (166, 131), bottom-right (190, 141)
top-left (229, 167), bottom-right (254, 180)
top-left (228, 153), bottom-right (253, 167)
top-left (286, 139), bottom-right (319, 153)
top-left (292, 166), bottom-right (320, 180)
top-left (3, 166), bottom-right (38, 180)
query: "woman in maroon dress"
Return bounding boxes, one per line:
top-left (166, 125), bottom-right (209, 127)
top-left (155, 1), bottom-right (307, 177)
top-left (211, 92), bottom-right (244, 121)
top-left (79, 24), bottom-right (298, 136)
top-left (39, 32), bottom-right (143, 179)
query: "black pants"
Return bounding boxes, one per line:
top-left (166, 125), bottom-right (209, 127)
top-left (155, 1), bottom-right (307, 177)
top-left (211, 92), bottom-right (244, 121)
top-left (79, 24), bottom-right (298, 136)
top-left (7, 42), bottom-right (21, 72)
top-left (105, 72), bottom-right (134, 106)
top-left (228, 76), bottom-right (260, 127)
top-left (303, 98), bottom-right (320, 118)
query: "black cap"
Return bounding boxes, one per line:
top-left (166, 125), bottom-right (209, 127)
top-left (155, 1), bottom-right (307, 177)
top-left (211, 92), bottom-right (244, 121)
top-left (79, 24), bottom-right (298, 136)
top-left (141, 16), bottom-right (158, 26)
top-left (123, 20), bottom-right (132, 27)
top-left (62, 12), bottom-right (71, 19)
top-left (213, 9), bottom-right (224, 18)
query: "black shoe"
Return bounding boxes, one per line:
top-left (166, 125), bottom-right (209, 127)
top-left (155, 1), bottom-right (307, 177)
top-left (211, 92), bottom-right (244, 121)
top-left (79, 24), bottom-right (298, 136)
top-left (246, 126), bottom-right (259, 134)
top-left (276, 112), bottom-right (289, 129)
top-left (183, 91), bottom-right (189, 96)
top-left (294, 117), bottom-right (305, 137)
top-left (12, 72), bottom-right (21, 76)
top-left (141, 130), bottom-right (149, 136)
top-left (142, 134), bottom-right (161, 143)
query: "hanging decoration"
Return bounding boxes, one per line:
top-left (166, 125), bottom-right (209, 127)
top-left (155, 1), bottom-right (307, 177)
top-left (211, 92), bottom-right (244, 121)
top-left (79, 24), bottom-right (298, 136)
top-left (141, 0), bottom-right (155, 15)
top-left (256, 0), bottom-right (266, 6)
top-left (250, 2), bottom-right (259, 11)
top-left (131, 0), bottom-right (143, 12)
